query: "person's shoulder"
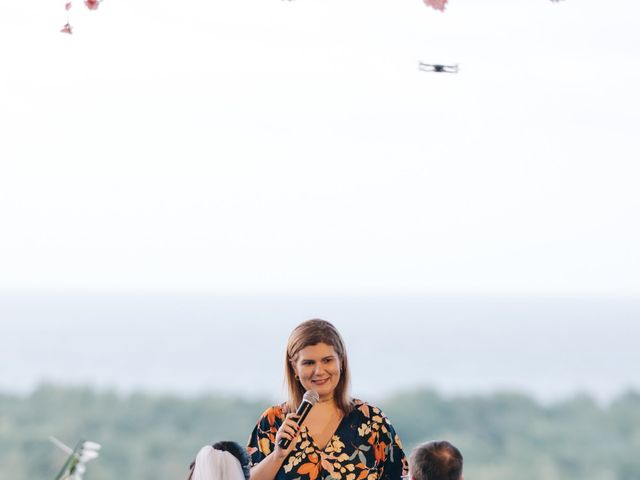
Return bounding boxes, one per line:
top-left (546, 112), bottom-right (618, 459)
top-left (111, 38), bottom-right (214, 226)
top-left (257, 403), bottom-right (286, 423)
top-left (351, 399), bottom-right (392, 421)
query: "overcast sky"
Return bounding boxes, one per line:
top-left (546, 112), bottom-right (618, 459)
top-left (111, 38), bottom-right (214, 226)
top-left (1, 0), bottom-right (639, 295)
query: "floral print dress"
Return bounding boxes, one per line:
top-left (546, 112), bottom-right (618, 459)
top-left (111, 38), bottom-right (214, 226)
top-left (247, 399), bottom-right (408, 480)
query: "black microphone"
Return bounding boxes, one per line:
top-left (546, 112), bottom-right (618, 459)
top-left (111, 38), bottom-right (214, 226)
top-left (278, 390), bottom-right (320, 449)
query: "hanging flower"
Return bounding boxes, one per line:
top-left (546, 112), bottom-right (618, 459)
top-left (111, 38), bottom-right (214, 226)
top-left (60, 0), bottom-right (105, 33)
top-left (424, 0), bottom-right (447, 10)
top-left (84, 0), bottom-right (100, 10)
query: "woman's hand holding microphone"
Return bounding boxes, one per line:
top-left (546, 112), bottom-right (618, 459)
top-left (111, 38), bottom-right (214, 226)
top-left (274, 414), bottom-right (301, 459)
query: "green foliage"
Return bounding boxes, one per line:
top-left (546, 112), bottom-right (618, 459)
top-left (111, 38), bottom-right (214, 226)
top-left (0, 385), bottom-right (267, 480)
top-left (382, 388), bottom-right (640, 480)
top-left (1, 386), bottom-right (640, 480)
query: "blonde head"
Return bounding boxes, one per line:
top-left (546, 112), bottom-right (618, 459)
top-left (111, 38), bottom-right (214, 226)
top-left (284, 319), bottom-right (352, 414)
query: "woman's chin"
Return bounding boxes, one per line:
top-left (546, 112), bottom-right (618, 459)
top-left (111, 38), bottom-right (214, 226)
top-left (312, 383), bottom-right (336, 398)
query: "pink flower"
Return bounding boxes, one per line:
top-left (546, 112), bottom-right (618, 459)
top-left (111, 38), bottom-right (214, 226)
top-left (424, 0), bottom-right (447, 11)
top-left (65, 2), bottom-right (72, 10)
top-left (84, 0), bottom-right (100, 10)
top-left (60, 22), bottom-right (73, 34)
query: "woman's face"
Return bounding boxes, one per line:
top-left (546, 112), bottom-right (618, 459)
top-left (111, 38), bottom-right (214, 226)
top-left (292, 342), bottom-right (341, 401)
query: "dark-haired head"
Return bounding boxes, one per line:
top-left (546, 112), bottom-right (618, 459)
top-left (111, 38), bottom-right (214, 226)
top-left (188, 440), bottom-right (250, 480)
top-left (212, 441), bottom-right (250, 480)
top-left (410, 440), bottom-right (463, 480)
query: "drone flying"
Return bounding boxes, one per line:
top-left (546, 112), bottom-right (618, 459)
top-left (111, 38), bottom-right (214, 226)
top-left (419, 63), bottom-right (459, 73)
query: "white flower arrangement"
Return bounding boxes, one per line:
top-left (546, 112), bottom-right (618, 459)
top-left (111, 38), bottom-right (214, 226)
top-left (50, 436), bottom-right (102, 480)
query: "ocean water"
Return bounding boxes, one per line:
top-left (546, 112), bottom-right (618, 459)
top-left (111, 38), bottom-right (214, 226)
top-left (1, 293), bottom-right (639, 403)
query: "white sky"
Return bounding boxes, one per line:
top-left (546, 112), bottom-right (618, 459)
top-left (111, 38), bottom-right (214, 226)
top-left (1, 0), bottom-right (639, 295)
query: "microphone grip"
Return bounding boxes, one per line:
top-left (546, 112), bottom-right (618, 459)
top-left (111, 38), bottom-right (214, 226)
top-left (278, 400), bottom-right (314, 449)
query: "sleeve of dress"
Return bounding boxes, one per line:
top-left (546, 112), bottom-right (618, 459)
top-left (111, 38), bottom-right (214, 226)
top-left (380, 415), bottom-right (408, 480)
top-left (247, 407), bottom-right (281, 467)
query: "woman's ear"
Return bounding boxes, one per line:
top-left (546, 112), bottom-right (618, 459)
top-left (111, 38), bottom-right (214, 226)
top-left (289, 358), bottom-right (299, 380)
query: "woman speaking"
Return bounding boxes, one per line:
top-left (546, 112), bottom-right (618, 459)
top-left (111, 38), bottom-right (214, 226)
top-left (248, 320), bottom-right (407, 480)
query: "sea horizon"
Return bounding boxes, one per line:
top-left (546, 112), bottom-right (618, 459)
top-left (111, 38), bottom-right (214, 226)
top-left (3, 292), bottom-right (639, 404)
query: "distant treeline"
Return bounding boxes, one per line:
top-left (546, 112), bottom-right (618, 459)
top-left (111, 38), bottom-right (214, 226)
top-left (1, 385), bottom-right (640, 480)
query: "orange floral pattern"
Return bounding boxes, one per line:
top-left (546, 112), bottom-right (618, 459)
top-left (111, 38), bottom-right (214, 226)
top-left (247, 400), bottom-right (407, 480)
